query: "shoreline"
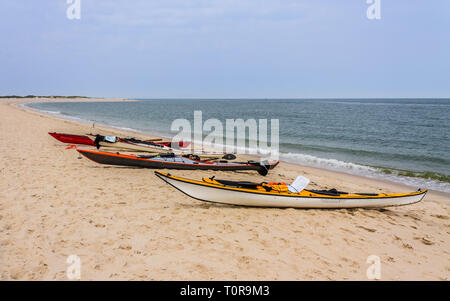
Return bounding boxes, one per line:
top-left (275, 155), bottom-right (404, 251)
top-left (1, 97), bottom-right (449, 280)
top-left (15, 98), bottom-right (450, 203)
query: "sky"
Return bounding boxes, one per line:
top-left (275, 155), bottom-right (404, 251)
top-left (0, 0), bottom-right (449, 98)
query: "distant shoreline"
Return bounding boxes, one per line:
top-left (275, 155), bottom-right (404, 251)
top-left (3, 96), bottom-right (449, 100)
top-left (0, 95), bottom-right (91, 99)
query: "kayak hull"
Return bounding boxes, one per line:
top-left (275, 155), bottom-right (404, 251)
top-left (49, 132), bottom-right (187, 150)
top-left (78, 149), bottom-right (278, 175)
top-left (49, 132), bottom-right (95, 146)
top-left (155, 171), bottom-right (427, 209)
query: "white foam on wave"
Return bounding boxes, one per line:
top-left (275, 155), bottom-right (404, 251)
top-left (41, 109), bottom-right (62, 115)
top-left (184, 138), bottom-right (280, 159)
top-left (281, 152), bottom-right (378, 172)
top-left (22, 102), bottom-right (102, 125)
top-left (21, 103), bottom-right (62, 115)
top-left (280, 152), bottom-right (450, 193)
top-left (380, 173), bottom-right (450, 194)
top-left (108, 125), bottom-right (144, 134)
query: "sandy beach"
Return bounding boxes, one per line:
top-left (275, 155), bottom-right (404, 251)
top-left (0, 97), bottom-right (449, 280)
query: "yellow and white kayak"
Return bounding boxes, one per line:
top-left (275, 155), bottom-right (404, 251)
top-left (155, 171), bottom-right (427, 209)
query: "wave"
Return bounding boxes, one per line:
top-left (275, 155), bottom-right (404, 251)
top-left (107, 125), bottom-right (144, 134)
top-left (24, 103), bottom-right (104, 126)
top-left (182, 142), bottom-right (450, 193)
top-left (280, 152), bottom-right (450, 193)
top-left (280, 152), bottom-right (378, 172)
top-left (279, 142), bottom-right (450, 166)
top-left (40, 109), bottom-right (62, 115)
top-left (21, 103), bottom-right (62, 115)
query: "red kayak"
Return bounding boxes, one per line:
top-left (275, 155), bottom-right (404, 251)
top-left (48, 132), bottom-right (190, 148)
top-left (49, 132), bottom-right (96, 146)
top-left (157, 141), bottom-right (190, 148)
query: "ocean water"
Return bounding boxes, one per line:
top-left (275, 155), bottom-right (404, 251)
top-left (26, 99), bottom-right (450, 193)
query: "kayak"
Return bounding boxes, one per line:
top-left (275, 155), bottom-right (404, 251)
top-left (94, 136), bottom-right (237, 159)
top-left (49, 132), bottom-right (96, 146)
top-left (78, 149), bottom-right (279, 175)
top-left (95, 136), bottom-right (170, 153)
top-left (154, 171), bottom-right (427, 208)
top-left (48, 132), bottom-right (189, 149)
top-left (158, 141), bottom-right (190, 148)
top-left (51, 132), bottom-right (237, 160)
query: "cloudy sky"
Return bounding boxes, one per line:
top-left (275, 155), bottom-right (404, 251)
top-left (1, 0), bottom-right (449, 98)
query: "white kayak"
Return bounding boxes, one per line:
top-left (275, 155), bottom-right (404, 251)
top-left (155, 171), bottom-right (427, 209)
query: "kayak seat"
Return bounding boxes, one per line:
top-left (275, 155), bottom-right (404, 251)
top-left (159, 153), bottom-right (176, 158)
top-left (138, 155), bottom-right (157, 159)
top-left (213, 179), bottom-right (260, 189)
top-left (355, 193), bottom-right (379, 196)
top-left (124, 138), bottom-right (162, 147)
top-left (307, 188), bottom-right (349, 196)
top-left (261, 182), bottom-right (288, 192)
top-left (212, 179), bottom-right (288, 192)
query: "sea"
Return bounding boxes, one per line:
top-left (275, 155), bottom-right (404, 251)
top-left (25, 98), bottom-right (450, 193)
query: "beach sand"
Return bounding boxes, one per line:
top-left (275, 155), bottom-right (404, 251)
top-left (0, 98), bottom-right (449, 280)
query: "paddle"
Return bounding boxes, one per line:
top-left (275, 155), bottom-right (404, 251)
top-left (144, 138), bottom-right (163, 142)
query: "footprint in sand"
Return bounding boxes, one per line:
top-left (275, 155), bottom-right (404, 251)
top-left (357, 225), bottom-right (377, 233)
top-left (431, 214), bottom-right (448, 220)
top-left (420, 237), bottom-right (434, 245)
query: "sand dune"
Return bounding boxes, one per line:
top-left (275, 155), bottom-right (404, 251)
top-left (0, 98), bottom-right (448, 280)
